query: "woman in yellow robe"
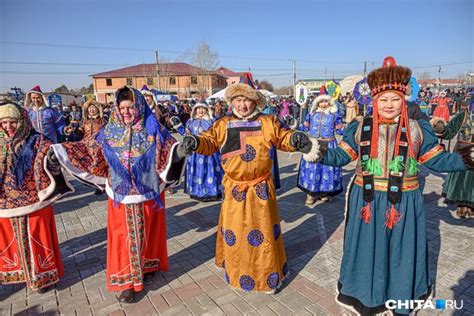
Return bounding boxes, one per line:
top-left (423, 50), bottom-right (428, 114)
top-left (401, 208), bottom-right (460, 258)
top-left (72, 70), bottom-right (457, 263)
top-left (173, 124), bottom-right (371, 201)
top-left (179, 83), bottom-right (318, 293)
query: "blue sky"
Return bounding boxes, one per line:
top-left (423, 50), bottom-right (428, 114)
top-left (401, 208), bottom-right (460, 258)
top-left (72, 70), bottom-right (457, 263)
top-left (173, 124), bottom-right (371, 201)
top-left (1, 0), bottom-right (472, 92)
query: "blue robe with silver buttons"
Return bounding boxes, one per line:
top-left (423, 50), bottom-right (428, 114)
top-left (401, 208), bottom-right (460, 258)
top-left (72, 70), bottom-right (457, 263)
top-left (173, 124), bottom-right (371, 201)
top-left (297, 110), bottom-right (344, 196)
top-left (179, 118), bottom-right (224, 201)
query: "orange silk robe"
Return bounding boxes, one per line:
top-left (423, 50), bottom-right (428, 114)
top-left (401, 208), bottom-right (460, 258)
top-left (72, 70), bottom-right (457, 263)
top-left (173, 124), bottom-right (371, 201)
top-left (196, 114), bottom-right (296, 292)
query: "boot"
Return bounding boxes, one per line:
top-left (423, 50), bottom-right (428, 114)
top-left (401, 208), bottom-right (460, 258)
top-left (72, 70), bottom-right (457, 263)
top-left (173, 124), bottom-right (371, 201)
top-left (305, 194), bottom-right (317, 206)
top-left (118, 289), bottom-right (134, 303)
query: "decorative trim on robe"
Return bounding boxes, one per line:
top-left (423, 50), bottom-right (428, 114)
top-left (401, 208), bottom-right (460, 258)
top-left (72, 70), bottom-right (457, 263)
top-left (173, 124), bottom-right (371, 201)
top-left (339, 141), bottom-right (358, 161)
top-left (418, 144), bottom-right (444, 164)
top-left (0, 157), bottom-right (74, 218)
top-left (52, 144), bottom-right (106, 190)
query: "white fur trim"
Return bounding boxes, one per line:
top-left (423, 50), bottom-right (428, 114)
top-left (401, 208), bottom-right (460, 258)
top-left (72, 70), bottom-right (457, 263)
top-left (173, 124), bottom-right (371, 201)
top-left (311, 94), bottom-right (336, 114)
top-left (159, 142), bottom-right (185, 187)
top-left (104, 181), bottom-right (155, 204)
top-left (231, 106), bottom-right (260, 121)
top-left (25, 91), bottom-right (49, 108)
top-left (0, 156), bottom-right (74, 218)
top-left (302, 136), bottom-right (321, 162)
top-left (52, 144), bottom-right (106, 190)
top-left (191, 104), bottom-right (213, 120)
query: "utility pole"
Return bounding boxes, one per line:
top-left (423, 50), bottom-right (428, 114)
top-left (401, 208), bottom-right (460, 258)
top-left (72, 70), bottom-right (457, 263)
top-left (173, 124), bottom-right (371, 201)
top-left (292, 60), bottom-right (296, 97)
top-left (155, 50), bottom-right (160, 90)
top-left (438, 66), bottom-right (442, 91)
top-left (364, 61), bottom-right (367, 75)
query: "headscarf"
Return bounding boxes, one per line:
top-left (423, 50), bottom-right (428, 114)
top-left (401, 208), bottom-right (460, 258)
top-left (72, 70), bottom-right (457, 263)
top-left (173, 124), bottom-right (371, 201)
top-left (0, 102), bottom-right (38, 188)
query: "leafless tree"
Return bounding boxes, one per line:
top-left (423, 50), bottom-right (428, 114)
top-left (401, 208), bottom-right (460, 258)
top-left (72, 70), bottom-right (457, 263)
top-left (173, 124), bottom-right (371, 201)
top-left (192, 41), bottom-right (220, 96)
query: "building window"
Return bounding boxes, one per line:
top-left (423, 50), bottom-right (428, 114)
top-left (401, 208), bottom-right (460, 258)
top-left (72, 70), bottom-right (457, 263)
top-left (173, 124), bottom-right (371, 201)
top-left (191, 76), bottom-right (198, 84)
top-left (169, 77), bottom-right (176, 85)
top-left (147, 77), bottom-right (154, 85)
top-left (106, 78), bottom-right (112, 86)
top-left (126, 78), bottom-right (133, 85)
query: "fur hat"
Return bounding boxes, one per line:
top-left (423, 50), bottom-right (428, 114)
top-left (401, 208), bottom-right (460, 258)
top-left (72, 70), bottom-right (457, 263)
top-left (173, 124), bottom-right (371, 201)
top-left (82, 100), bottom-right (104, 119)
top-left (191, 101), bottom-right (213, 120)
top-left (225, 83), bottom-right (265, 109)
top-left (367, 56), bottom-right (411, 96)
top-left (0, 103), bottom-right (21, 120)
top-left (25, 85), bottom-right (49, 108)
top-left (310, 94), bottom-right (338, 114)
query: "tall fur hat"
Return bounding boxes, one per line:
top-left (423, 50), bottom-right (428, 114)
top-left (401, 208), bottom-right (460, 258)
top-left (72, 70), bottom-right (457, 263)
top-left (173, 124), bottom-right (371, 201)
top-left (225, 83), bottom-right (265, 109)
top-left (367, 56), bottom-right (411, 96)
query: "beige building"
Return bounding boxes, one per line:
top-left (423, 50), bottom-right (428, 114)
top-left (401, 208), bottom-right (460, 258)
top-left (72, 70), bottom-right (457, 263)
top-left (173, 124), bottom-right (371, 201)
top-left (91, 63), bottom-right (227, 103)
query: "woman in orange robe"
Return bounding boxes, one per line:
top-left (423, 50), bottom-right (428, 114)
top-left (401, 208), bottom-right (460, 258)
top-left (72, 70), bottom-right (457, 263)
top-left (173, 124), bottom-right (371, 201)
top-left (51, 87), bottom-right (185, 303)
top-left (0, 102), bottom-right (73, 292)
top-left (180, 83), bottom-right (318, 293)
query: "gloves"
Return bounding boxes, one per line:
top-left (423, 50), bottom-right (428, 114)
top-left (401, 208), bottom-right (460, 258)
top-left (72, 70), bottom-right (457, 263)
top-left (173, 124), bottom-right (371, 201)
top-left (170, 116), bottom-right (182, 128)
top-left (433, 121), bottom-right (446, 135)
top-left (47, 147), bottom-right (59, 165)
top-left (290, 131), bottom-right (312, 154)
top-left (176, 136), bottom-right (199, 158)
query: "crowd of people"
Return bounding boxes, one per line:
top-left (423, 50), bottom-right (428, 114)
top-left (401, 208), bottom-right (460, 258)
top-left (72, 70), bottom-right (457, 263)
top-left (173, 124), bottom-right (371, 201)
top-left (1, 56), bottom-right (473, 314)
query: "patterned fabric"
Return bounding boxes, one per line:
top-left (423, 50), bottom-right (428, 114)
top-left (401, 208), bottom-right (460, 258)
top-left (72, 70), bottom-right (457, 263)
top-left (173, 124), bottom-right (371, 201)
top-left (297, 110), bottom-right (344, 196)
top-left (0, 106), bottom-right (71, 214)
top-left (106, 198), bottom-right (168, 292)
top-left (181, 118), bottom-right (223, 201)
top-left (99, 87), bottom-right (176, 203)
top-left (322, 118), bottom-right (467, 314)
top-left (0, 206), bottom-right (64, 290)
top-left (27, 107), bottom-right (66, 144)
top-left (197, 114), bottom-right (293, 292)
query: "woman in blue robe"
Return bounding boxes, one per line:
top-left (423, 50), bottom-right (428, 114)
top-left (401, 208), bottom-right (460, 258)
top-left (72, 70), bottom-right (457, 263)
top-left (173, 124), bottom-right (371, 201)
top-left (172, 102), bottom-right (224, 201)
top-left (297, 94), bottom-right (344, 205)
top-left (316, 57), bottom-right (473, 315)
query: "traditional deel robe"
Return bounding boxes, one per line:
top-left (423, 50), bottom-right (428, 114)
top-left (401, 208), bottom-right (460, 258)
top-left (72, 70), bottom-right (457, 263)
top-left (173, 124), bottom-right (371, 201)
top-left (442, 110), bottom-right (474, 208)
top-left (297, 103), bottom-right (344, 197)
top-left (52, 87), bottom-right (185, 292)
top-left (175, 107), bottom-right (224, 201)
top-left (431, 96), bottom-right (451, 122)
top-left (322, 118), bottom-right (467, 314)
top-left (0, 106), bottom-right (73, 290)
top-left (195, 111), bottom-right (297, 292)
top-left (25, 91), bottom-right (68, 144)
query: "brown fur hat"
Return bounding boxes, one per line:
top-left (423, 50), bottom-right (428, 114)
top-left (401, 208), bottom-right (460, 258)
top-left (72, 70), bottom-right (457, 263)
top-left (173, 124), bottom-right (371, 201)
top-left (82, 100), bottom-right (104, 119)
top-left (225, 83), bottom-right (265, 109)
top-left (367, 56), bottom-right (411, 96)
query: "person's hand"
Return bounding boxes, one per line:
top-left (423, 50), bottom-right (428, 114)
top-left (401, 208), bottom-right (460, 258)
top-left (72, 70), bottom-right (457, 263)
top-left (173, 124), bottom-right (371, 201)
top-left (64, 126), bottom-right (74, 135)
top-left (47, 147), bottom-right (58, 163)
top-left (180, 136), bottom-right (199, 156)
top-left (290, 132), bottom-right (312, 154)
top-left (170, 116), bottom-right (181, 128)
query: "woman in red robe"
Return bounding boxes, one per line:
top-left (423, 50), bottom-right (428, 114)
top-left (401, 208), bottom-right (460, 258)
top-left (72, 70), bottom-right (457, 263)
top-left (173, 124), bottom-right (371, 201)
top-left (0, 102), bottom-right (73, 292)
top-left (51, 87), bottom-right (185, 303)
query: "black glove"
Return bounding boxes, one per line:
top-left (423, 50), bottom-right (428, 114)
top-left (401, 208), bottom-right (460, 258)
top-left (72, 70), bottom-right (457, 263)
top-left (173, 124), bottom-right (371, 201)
top-left (290, 132), bottom-right (312, 154)
top-left (170, 116), bottom-right (181, 127)
top-left (182, 136), bottom-right (199, 155)
top-left (47, 147), bottom-right (59, 164)
top-left (433, 121), bottom-right (446, 135)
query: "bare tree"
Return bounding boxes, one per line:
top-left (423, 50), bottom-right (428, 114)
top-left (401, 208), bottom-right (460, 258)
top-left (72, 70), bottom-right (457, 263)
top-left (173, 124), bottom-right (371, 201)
top-left (192, 41), bottom-right (220, 96)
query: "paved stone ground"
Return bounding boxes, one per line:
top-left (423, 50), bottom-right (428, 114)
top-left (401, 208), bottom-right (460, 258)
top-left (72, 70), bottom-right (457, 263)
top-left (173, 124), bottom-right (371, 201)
top-left (1, 150), bottom-right (473, 315)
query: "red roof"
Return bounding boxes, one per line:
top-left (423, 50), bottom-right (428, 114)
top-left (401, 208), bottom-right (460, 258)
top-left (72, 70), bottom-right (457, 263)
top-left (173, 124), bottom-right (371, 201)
top-left (215, 67), bottom-right (245, 78)
top-left (418, 79), bottom-right (462, 85)
top-left (91, 63), bottom-right (224, 78)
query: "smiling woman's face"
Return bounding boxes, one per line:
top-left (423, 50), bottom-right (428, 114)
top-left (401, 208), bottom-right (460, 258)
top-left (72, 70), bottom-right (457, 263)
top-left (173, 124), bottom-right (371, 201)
top-left (377, 91), bottom-right (403, 120)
